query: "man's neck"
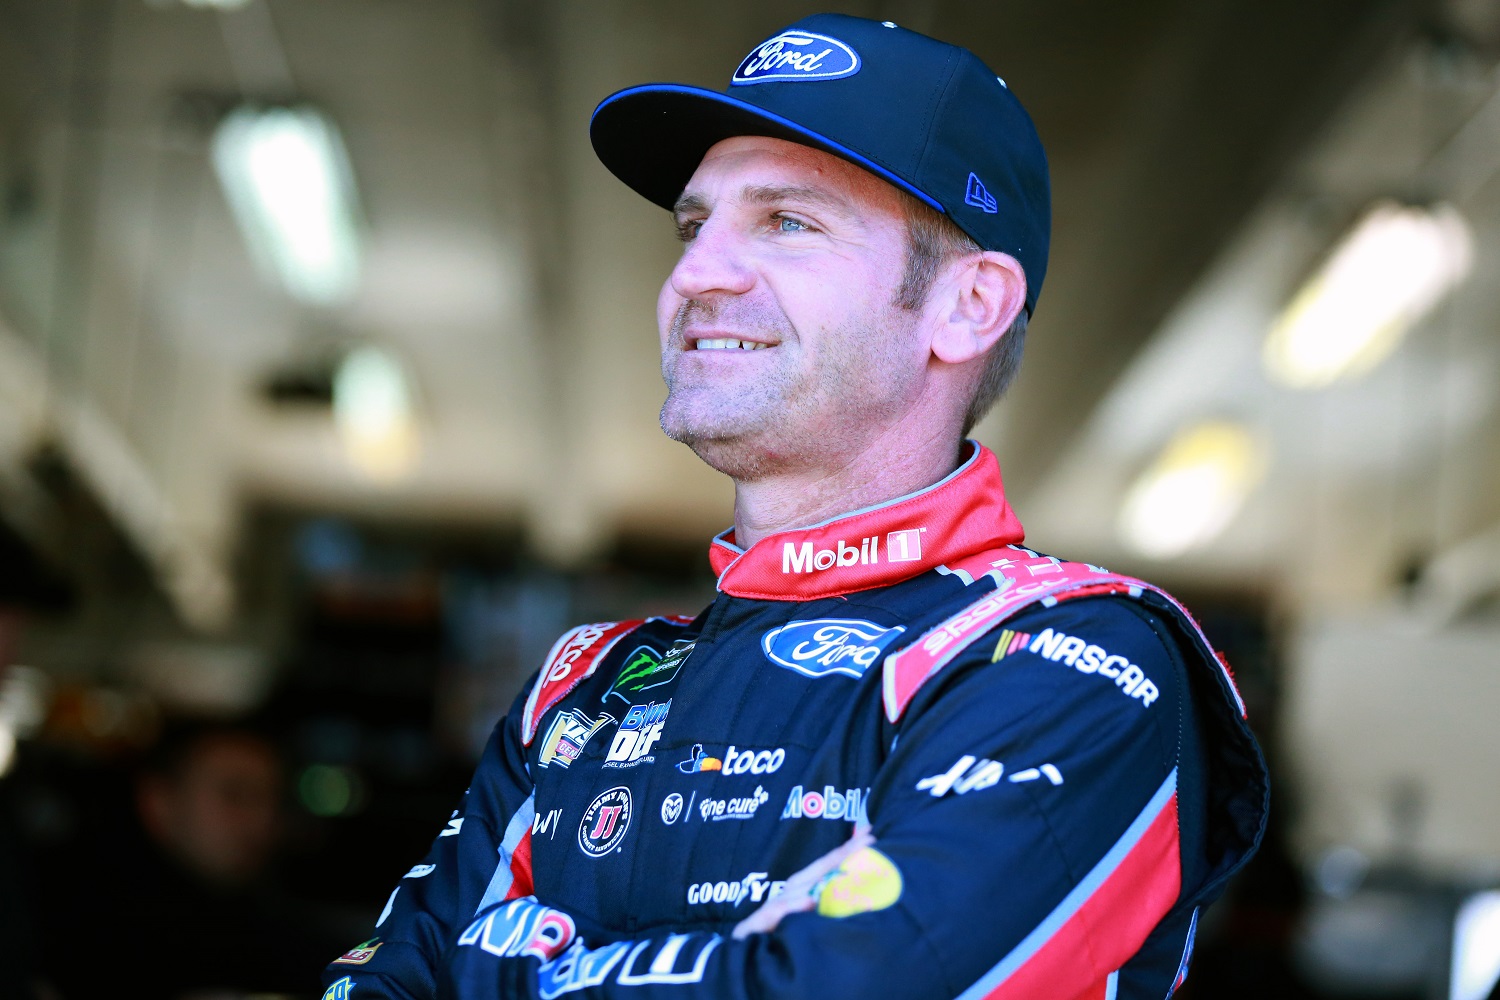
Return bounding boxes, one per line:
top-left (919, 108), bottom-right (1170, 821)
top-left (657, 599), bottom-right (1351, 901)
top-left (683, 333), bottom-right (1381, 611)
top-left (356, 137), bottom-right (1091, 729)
top-left (729, 428), bottom-right (965, 549)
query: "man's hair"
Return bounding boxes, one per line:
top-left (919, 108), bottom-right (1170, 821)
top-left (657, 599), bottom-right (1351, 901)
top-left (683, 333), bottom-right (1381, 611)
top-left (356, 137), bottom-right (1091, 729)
top-left (141, 719), bottom-right (277, 784)
top-left (894, 193), bottom-right (1029, 436)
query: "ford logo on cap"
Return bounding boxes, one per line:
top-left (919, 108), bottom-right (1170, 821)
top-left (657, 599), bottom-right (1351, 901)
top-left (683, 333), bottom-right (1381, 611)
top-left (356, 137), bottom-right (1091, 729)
top-left (731, 31), bottom-right (861, 86)
top-left (761, 618), bottom-right (905, 679)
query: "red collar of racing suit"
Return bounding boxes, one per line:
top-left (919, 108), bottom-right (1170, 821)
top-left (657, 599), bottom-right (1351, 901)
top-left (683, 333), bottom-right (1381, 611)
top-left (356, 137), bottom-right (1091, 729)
top-left (708, 441), bottom-right (1026, 601)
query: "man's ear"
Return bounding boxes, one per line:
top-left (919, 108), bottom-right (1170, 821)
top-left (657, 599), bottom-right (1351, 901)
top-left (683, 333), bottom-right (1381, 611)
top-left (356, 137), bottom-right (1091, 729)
top-left (928, 252), bottom-right (1027, 365)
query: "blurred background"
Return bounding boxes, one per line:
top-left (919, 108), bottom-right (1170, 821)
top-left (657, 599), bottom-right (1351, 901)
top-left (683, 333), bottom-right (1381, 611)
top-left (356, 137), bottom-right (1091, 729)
top-left (0, 0), bottom-right (1497, 997)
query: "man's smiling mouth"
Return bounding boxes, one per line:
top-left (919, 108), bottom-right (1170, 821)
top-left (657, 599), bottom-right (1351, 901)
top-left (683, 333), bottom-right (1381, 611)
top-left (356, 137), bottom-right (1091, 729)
top-left (692, 338), bottom-right (772, 351)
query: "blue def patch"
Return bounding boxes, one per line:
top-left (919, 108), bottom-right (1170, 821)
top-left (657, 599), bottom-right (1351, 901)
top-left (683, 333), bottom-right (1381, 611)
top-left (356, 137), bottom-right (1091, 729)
top-left (731, 30), bottom-right (861, 85)
top-left (761, 618), bottom-right (905, 679)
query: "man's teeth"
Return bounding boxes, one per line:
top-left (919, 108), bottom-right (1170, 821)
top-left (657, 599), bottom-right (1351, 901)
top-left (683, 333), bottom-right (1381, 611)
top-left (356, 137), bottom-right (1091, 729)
top-left (695, 338), bottom-right (769, 351)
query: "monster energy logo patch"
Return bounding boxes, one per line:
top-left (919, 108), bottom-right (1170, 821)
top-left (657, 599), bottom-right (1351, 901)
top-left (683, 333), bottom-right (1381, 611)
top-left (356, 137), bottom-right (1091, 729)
top-left (605, 639), bottom-right (695, 703)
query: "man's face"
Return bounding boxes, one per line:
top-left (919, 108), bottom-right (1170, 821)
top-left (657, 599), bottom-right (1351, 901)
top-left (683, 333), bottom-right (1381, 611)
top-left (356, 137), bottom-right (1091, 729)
top-left (658, 136), bottom-right (929, 479)
top-left (142, 734), bottom-right (283, 885)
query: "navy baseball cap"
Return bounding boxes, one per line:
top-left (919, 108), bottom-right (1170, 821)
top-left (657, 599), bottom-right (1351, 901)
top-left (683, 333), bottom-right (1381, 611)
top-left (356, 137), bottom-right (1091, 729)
top-left (590, 13), bottom-right (1051, 315)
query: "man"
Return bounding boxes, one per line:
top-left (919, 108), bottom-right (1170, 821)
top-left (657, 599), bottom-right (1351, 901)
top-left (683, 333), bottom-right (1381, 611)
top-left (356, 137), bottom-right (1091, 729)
top-left (33, 723), bottom-right (346, 997)
top-left (324, 14), bottom-right (1268, 1000)
top-left (136, 725), bottom-right (285, 888)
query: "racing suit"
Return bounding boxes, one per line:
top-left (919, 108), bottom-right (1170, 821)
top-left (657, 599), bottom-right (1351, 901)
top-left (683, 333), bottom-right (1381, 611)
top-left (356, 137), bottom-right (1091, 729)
top-left (323, 442), bottom-right (1268, 1000)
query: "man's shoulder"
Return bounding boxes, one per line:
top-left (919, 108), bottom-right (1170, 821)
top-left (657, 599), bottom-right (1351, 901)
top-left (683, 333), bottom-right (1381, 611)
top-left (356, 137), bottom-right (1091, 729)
top-left (520, 614), bottom-right (698, 746)
top-left (871, 547), bottom-right (1210, 721)
top-left (1003, 591), bottom-right (1187, 663)
top-left (899, 591), bottom-right (1190, 726)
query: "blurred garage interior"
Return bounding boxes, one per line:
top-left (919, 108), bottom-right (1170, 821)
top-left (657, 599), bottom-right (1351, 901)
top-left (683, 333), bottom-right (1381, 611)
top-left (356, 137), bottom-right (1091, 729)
top-left (1, 0), bottom-right (1499, 997)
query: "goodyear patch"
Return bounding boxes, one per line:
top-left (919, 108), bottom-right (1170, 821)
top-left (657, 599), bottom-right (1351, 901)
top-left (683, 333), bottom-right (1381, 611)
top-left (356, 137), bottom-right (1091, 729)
top-left (816, 847), bottom-right (902, 917)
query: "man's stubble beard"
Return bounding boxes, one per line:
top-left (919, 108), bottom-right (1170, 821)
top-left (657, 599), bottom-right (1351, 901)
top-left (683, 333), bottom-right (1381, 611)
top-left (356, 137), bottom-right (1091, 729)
top-left (659, 296), bottom-right (919, 483)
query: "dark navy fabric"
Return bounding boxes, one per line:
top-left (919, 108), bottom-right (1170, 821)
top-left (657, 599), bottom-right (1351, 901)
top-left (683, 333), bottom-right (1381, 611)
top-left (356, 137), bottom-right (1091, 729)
top-left (590, 12), bottom-right (1052, 314)
top-left (322, 560), bottom-right (1265, 1000)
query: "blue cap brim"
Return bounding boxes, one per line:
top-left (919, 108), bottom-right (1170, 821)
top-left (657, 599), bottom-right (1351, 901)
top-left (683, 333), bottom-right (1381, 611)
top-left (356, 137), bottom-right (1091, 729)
top-left (590, 84), bottom-right (945, 216)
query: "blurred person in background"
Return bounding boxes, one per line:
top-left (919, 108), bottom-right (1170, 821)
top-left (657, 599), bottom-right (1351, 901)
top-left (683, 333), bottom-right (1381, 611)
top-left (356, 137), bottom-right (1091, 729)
top-left (324, 13), bottom-right (1268, 1000)
top-left (137, 725), bottom-right (283, 888)
top-left (33, 721), bottom-right (344, 999)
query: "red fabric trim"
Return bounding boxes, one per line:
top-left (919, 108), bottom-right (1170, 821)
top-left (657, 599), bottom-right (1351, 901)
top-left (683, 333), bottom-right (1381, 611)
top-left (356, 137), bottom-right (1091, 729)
top-left (985, 796), bottom-right (1181, 999)
top-left (1063, 978), bottom-right (1112, 1000)
top-left (708, 443), bottom-right (1025, 600)
top-left (521, 620), bottom-right (645, 745)
top-left (883, 547), bottom-right (1250, 724)
top-left (883, 555), bottom-right (1138, 723)
top-left (503, 829), bottom-right (534, 902)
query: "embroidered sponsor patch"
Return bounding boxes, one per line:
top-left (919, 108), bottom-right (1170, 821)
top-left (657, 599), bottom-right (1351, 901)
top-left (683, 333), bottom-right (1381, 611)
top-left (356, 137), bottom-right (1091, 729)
top-left (676, 744), bottom-right (722, 773)
top-left (916, 754), bottom-right (1064, 798)
top-left (779, 530), bottom-right (924, 575)
top-left (817, 847), bottom-right (903, 917)
top-left (533, 807), bottom-right (563, 840)
top-left (323, 977), bottom-right (354, 1000)
top-left (781, 784), bottom-right (868, 823)
top-left (1025, 628), bottom-right (1160, 707)
top-left (605, 640), bottom-right (694, 704)
top-left (761, 618), bottom-right (906, 679)
top-left (578, 786), bottom-right (633, 857)
top-left (603, 700), bottom-right (670, 768)
top-left (697, 785), bottom-right (770, 822)
top-left (687, 871), bottom-right (786, 907)
top-left (332, 938), bottom-right (382, 965)
top-left (457, 898), bottom-right (578, 962)
top-left (661, 792), bottom-right (686, 824)
top-left (678, 743), bottom-right (782, 776)
top-left (539, 936), bottom-right (721, 995)
top-left (990, 629), bottom-right (1032, 661)
top-left (731, 30), bottom-right (860, 85)
top-left (538, 708), bottom-right (614, 769)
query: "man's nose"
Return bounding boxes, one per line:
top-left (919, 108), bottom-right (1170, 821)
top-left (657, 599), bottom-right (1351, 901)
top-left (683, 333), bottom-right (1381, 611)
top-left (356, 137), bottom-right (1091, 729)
top-left (668, 219), bottom-right (755, 300)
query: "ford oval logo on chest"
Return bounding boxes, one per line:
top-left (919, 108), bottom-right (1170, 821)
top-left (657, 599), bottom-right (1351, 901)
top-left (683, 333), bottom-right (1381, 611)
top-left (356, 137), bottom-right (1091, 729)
top-left (731, 31), bottom-right (861, 86)
top-left (761, 618), bottom-right (906, 680)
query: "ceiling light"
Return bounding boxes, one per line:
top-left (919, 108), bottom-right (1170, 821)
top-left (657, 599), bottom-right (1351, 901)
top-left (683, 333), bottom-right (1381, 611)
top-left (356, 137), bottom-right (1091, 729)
top-left (0, 666), bottom-right (50, 778)
top-left (146, 0), bottom-right (252, 8)
top-left (333, 347), bottom-right (418, 482)
top-left (1264, 201), bottom-right (1472, 389)
top-left (1452, 891), bottom-right (1500, 1000)
top-left (1119, 421), bottom-right (1267, 559)
top-left (212, 105), bottom-right (363, 305)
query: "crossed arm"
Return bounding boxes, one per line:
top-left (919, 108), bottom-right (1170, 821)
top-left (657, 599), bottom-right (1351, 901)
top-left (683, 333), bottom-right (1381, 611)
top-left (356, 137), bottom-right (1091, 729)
top-left (325, 601), bottom-right (1197, 1000)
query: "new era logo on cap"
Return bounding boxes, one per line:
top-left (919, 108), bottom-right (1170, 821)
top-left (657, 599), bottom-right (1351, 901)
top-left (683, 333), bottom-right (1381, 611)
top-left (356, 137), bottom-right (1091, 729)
top-left (732, 31), bottom-right (861, 85)
top-left (965, 173), bottom-right (998, 215)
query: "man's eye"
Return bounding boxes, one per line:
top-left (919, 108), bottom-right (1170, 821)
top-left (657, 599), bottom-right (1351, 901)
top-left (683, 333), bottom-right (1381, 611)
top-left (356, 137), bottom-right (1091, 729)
top-left (675, 220), bottom-right (703, 242)
top-left (775, 215), bottom-right (810, 233)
